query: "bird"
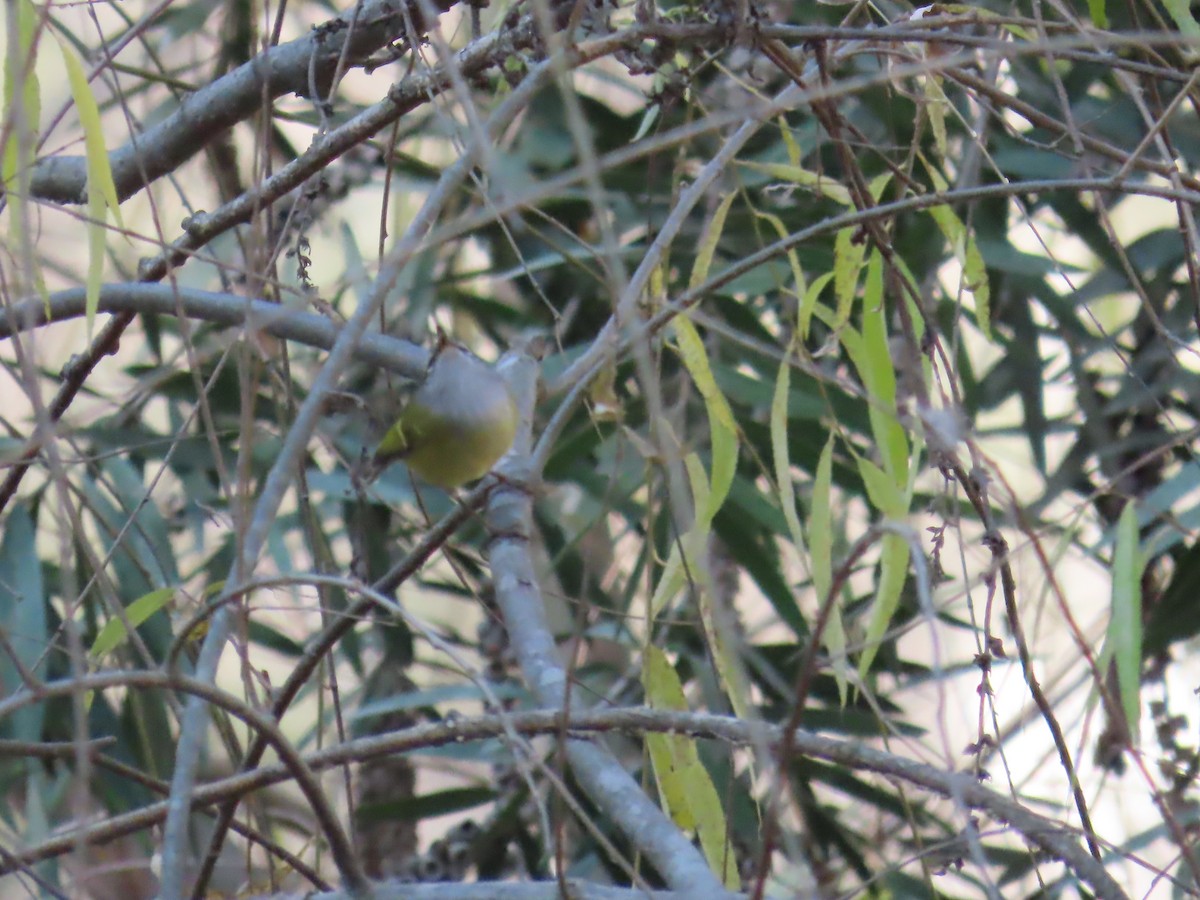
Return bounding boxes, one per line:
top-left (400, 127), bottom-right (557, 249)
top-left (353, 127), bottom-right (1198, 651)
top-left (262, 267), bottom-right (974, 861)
top-left (371, 332), bottom-right (518, 489)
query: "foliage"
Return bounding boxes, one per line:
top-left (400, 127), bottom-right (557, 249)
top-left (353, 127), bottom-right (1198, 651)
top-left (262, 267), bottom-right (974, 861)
top-left (2, 0), bottom-right (1200, 897)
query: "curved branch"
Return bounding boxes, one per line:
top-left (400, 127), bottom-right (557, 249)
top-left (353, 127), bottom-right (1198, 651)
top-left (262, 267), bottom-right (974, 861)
top-left (0, 284), bottom-right (426, 379)
top-left (0, 670), bottom-right (364, 891)
top-left (0, 14), bottom-right (557, 514)
top-left (26, 0), bottom-right (455, 204)
top-left (487, 351), bottom-right (731, 895)
top-left (0, 690), bottom-right (1130, 900)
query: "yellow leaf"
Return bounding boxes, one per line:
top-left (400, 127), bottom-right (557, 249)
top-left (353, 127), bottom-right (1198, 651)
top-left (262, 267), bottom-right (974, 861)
top-left (859, 254), bottom-right (909, 481)
top-left (924, 74), bottom-right (949, 158)
top-left (856, 456), bottom-right (906, 519)
top-left (698, 585), bottom-right (752, 722)
top-left (737, 160), bottom-right (853, 206)
top-left (672, 318), bottom-right (737, 434)
top-left (58, 37), bottom-right (124, 336)
top-left (779, 117), bottom-right (802, 166)
top-left (857, 532), bottom-right (909, 680)
top-left (833, 228), bottom-right (866, 327)
top-left (811, 434), bottom-right (847, 702)
top-left (1, 0), bottom-right (40, 187)
top-left (90, 587), bottom-right (175, 658)
top-left (58, 40), bottom-right (122, 225)
top-left (671, 316), bottom-right (739, 524)
top-left (588, 358), bottom-right (623, 423)
top-left (643, 647), bottom-right (739, 887)
top-left (753, 207), bottom-right (807, 306)
top-left (1108, 502), bottom-right (1143, 739)
top-left (649, 543), bottom-right (685, 620)
top-left (799, 271), bottom-right (834, 340)
top-left (771, 353), bottom-right (807, 562)
top-left (689, 192), bottom-right (737, 290)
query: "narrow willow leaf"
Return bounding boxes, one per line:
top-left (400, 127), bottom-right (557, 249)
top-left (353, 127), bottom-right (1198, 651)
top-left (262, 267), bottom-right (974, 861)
top-left (685, 452), bottom-right (711, 527)
top-left (86, 190), bottom-right (105, 335)
top-left (690, 192), bottom-right (737, 290)
top-left (1161, 0), bottom-right (1200, 49)
top-left (810, 434), bottom-right (847, 700)
top-left (736, 160), bottom-right (853, 206)
top-left (924, 159), bottom-right (992, 339)
top-left (923, 74), bottom-right (949, 158)
top-left (58, 40), bottom-right (121, 224)
top-left (770, 354), bottom-right (838, 694)
top-left (834, 228), bottom-right (867, 327)
top-left (859, 254), bottom-right (909, 482)
top-left (643, 647), bottom-right (739, 887)
top-left (810, 436), bottom-right (835, 599)
top-left (1, 1), bottom-right (49, 311)
top-left (1087, 0), bottom-right (1107, 27)
top-left (857, 531), bottom-right (909, 680)
top-left (1, 0), bottom-right (40, 186)
top-left (754, 207), bottom-right (807, 302)
top-left (698, 583), bottom-right (753, 722)
top-left (856, 456), bottom-right (906, 519)
top-left (708, 416), bottom-right (737, 524)
top-left (1110, 502), bottom-right (1143, 739)
top-left (0, 505), bottom-right (46, 742)
top-left (771, 352), bottom-right (807, 562)
top-left (799, 271), bottom-right (834, 340)
top-left (58, 37), bottom-right (123, 335)
top-left (672, 316), bottom-right (739, 522)
top-left (672, 318), bottom-right (738, 433)
top-left (90, 586), bottom-right (175, 658)
top-left (779, 117), bottom-right (803, 165)
top-left (649, 545), bottom-right (683, 621)
top-left (963, 232), bottom-right (991, 339)
top-left (650, 258), bottom-right (666, 304)
top-left (631, 103), bottom-right (660, 142)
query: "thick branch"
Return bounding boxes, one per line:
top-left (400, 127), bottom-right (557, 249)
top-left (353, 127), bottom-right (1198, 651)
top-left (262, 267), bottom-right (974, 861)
top-left (0, 284), bottom-right (426, 379)
top-left (26, 0), bottom-right (454, 204)
top-left (0, 681), bottom-right (1129, 900)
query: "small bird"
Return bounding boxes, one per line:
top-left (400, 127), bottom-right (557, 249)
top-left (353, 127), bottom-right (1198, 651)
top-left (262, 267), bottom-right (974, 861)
top-left (372, 332), bottom-right (518, 489)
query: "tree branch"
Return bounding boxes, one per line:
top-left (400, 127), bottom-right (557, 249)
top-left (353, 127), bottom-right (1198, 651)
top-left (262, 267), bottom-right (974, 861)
top-left (24, 0), bottom-right (456, 204)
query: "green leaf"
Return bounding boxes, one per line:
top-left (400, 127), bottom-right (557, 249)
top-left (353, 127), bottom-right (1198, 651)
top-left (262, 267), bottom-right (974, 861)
top-left (963, 231), bottom-right (991, 338)
top-left (753, 207), bottom-right (807, 309)
top-left (86, 188), bottom-right (105, 337)
top-left (643, 646), bottom-right (739, 887)
top-left (58, 36), bottom-right (123, 337)
top-left (857, 531), bottom-right (909, 681)
top-left (811, 436), bottom-right (835, 600)
top-left (672, 317), bottom-right (738, 436)
top-left (924, 160), bottom-right (992, 340)
top-left (0, 505), bottom-right (46, 742)
top-left (810, 434), bottom-right (847, 701)
top-left (672, 316), bottom-right (739, 523)
top-left (799, 271), bottom-right (833, 340)
top-left (771, 350), bottom-right (808, 566)
top-left (1109, 502), bottom-right (1143, 739)
top-left (858, 254), bottom-right (909, 482)
top-left (923, 74), bottom-right (949, 158)
top-left (1, 0), bottom-right (40, 188)
top-left (856, 456), bottom-right (906, 519)
top-left (689, 192), bottom-right (737, 290)
top-left (90, 587), bottom-right (175, 659)
top-left (736, 160), bottom-right (853, 206)
top-left (833, 227), bottom-right (867, 327)
top-left (1161, 0), bottom-right (1200, 51)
